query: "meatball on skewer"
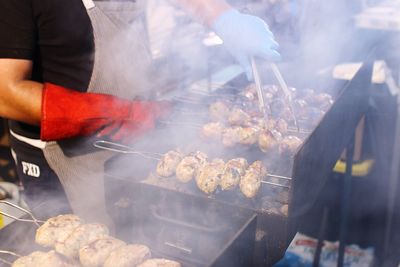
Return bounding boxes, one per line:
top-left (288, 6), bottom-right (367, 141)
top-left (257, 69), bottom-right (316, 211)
top-left (156, 150), bottom-right (183, 177)
top-left (220, 158), bottom-right (248, 191)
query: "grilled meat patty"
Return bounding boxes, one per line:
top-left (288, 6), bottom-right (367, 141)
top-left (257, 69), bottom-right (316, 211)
top-left (196, 158), bottom-right (225, 194)
top-left (209, 101), bottom-right (230, 122)
top-left (12, 251), bottom-right (76, 267)
top-left (201, 122), bottom-right (224, 140)
top-left (279, 136), bottom-right (302, 156)
top-left (240, 161), bottom-right (267, 198)
top-left (36, 214), bottom-right (82, 247)
top-left (228, 108), bottom-right (251, 127)
top-left (220, 158), bottom-right (248, 191)
top-left (79, 237), bottom-right (125, 267)
top-left (176, 156), bottom-right (200, 183)
top-left (222, 127), bottom-right (241, 147)
top-left (258, 129), bottom-right (282, 152)
top-left (103, 244), bottom-right (151, 267)
top-left (156, 150), bottom-right (183, 177)
top-left (55, 223), bottom-right (109, 259)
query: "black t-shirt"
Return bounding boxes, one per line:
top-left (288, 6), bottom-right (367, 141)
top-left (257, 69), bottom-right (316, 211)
top-left (0, 0), bottom-right (94, 137)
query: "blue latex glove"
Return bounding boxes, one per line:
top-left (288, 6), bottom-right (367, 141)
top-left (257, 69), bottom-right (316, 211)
top-left (212, 9), bottom-right (280, 80)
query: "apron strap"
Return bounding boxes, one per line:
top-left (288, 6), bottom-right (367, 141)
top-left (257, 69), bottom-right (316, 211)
top-left (82, 0), bottom-right (96, 10)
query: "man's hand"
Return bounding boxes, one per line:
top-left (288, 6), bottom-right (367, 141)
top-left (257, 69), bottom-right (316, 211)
top-left (41, 83), bottom-right (172, 143)
top-left (212, 10), bottom-right (280, 80)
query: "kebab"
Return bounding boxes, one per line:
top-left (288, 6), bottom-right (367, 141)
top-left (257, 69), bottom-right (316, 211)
top-left (240, 161), bottom-right (267, 198)
top-left (195, 158), bottom-right (225, 194)
top-left (175, 151), bottom-right (207, 183)
top-left (156, 150), bottom-right (183, 177)
top-left (220, 158), bottom-right (248, 191)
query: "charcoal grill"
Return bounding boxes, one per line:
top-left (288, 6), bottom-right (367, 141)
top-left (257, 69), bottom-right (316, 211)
top-left (0, 196), bottom-right (256, 267)
top-left (103, 57), bottom-right (374, 266)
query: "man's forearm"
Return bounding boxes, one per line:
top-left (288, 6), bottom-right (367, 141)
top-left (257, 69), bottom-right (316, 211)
top-left (172, 0), bottom-right (232, 26)
top-left (0, 59), bottom-right (42, 126)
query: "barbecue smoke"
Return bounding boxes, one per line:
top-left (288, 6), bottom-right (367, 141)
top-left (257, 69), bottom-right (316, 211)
top-left (5, 0), bottom-right (395, 265)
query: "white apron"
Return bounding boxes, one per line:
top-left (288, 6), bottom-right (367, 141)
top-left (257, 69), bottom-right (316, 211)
top-left (43, 0), bottom-right (152, 225)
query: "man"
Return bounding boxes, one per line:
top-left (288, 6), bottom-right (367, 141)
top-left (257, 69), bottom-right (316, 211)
top-left (0, 0), bottom-right (279, 222)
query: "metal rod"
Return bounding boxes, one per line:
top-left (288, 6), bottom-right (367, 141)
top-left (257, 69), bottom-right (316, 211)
top-left (270, 63), bottom-right (299, 132)
top-left (0, 257), bottom-right (12, 266)
top-left (267, 174), bottom-right (292, 180)
top-left (158, 120), bottom-right (203, 129)
top-left (0, 211), bottom-right (44, 226)
top-left (337, 135), bottom-right (355, 267)
top-left (313, 207), bottom-right (329, 267)
top-left (251, 57), bottom-right (268, 122)
top-left (93, 140), bottom-right (163, 160)
top-left (164, 242), bottom-right (192, 254)
top-left (0, 200), bottom-right (44, 226)
top-left (383, 87), bottom-right (400, 258)
top-left (287, 128), bottom-right (311, 135)
top-left (0, 250), bottom-right (22, 258)
top-left (261, 180), bottom-right (290, 188)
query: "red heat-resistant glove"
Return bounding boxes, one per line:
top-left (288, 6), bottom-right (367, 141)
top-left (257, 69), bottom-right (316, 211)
top-left (40, 83), bottom-right (171, 143)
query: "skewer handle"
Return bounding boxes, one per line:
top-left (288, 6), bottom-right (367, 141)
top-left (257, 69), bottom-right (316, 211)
top-left (0, 200), bottom-right (43, 226)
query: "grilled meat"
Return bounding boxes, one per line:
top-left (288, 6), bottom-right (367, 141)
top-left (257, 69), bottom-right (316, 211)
top-left (79, 237), bottom-right (125, 267)
top-left (279, 136), bottom-right (302, 156)
top-left (220, 158), bottom-right (248, 191)
top-left (103, 244), bottom-right (151, 267)
top-left (176, 156), bottom-right (200, 183)
top-left (240, 161), bottom-right (267, 198)
top-left (275, 119), bottom-right (288, 135)
top-left (189, 151), bottom-right (208, 166)
top-left (196, 158), bottom-right (225, 194)
top-left (209, 101), bottom-right (230, 122)
top-left (222, 127), bottom-right (241, 147)
top-left (238, 126), bottom-right (260, 145)
top-left (55, 223), bottom-right (109, 259)
top-left (201, 122), bottom-right (224, 140)
top-left (137, 258), bottom-right (181, 267)
top-left (228, 108), bottom-right (251, 126)
top-left (280, 204), bottom-right (289, 216)
top-left (36, 214), bottom-right (82, 247)
top-left (156, 150), bottom-right (183, 177)
top-left (12, 251), bottom-right (76, 267)
top-left (258, 129), bottom-right (282, 152)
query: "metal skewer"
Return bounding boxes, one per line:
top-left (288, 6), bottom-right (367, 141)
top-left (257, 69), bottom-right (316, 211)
top-left (0, 257), bottom-right (12, 266)
top-left (269, 63), bottom-right (300, 132)
top-left (267, 173), bottom-right (292, 180)
top-left (158, 120), bottom-right (203, 129)
top-left (0, 200), bottom-right (44, 227)
top-left (93, 140), bottom-right (163, 160)
top-left (0, 250), bottom-right (22, 266)
top-left (0, 251), bottom-right (22, 258)
top-left (261, 180), bottom-right (290, 189)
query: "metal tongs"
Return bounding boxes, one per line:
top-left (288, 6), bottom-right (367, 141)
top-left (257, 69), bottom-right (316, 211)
top-left (251, 57), bottom-right (268, 120)
top-left (251, 57), bottom-right (299, 132)
top-left (0, 200), bottom-right (44, 227)
top-left (93, 140), bottom-right (163, 160)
